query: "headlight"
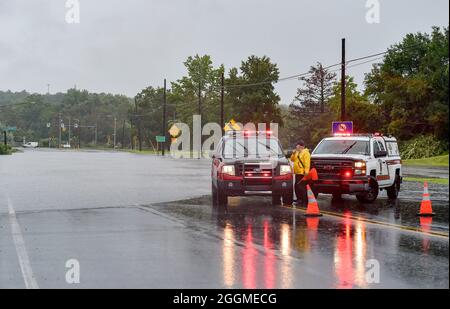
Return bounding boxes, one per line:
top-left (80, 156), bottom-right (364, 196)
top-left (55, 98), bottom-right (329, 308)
top-left (354, 161), bottom-right (366, 175)
top-left (222, 165), bottom-right (235, 176)
top-left (280, 165), bottom-right (292, 175)
top-left (355, 161), bottom-right (366, 168)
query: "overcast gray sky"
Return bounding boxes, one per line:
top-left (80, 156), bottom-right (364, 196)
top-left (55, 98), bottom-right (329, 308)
top-left (0, 0), bottom-right (448, 104)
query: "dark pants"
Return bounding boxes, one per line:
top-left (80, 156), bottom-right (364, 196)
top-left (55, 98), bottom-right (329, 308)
top-left (295, 175), bottom-right (314, 205)
top-left (295, 174), bottom-right (307, 205)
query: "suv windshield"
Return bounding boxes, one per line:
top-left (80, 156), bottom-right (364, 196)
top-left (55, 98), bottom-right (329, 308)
top-left (223, 137), bottom-right (284, 158)
top-left (313, 139), bottom-right (370, 155)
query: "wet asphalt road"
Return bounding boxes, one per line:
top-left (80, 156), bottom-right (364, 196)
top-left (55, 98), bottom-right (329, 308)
top-left (0, 149), bottom-right (448, 288)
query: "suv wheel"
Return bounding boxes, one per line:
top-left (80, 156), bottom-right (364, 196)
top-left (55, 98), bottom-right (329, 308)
top-left (272, 194), bottom-right (281, 206)
top-left (387, 175), bottom-right (401, 200)
top-left (356, 176), bottom-right (379, 203)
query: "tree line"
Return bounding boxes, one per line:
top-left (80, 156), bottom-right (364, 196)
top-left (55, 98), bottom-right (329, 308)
top-left (1, 26), bottom-right (448, 157)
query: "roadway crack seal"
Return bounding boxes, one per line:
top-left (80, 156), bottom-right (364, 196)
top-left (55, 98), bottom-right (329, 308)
top-left (282, 206), bottom-right (449, 239)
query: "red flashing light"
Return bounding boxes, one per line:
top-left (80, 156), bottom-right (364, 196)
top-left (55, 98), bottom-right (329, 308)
top-left (342, 170), bottom-right (353, 178)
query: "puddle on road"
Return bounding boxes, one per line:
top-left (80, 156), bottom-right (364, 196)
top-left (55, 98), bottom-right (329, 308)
top-left (148, 193), bottom-right (449, 288)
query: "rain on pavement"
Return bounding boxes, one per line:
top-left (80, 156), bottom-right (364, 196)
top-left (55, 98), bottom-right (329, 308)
top-left (0, 149), bottom-right (448, 288)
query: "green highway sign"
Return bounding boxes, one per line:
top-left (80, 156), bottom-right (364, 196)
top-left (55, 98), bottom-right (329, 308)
top-left (156, 136), bottom-right (166, 143)
top-left (3, 127), bottom-right (17, 132)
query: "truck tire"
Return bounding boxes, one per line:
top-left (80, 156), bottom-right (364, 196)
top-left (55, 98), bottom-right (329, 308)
top-left (282, 191), bottom-right (293, 206)
top-left (272, 194), bottom-right (281, 206)
top-left (356, 176), bottom-right (379, 203)
top-left (387, 175), bottom-right (401, 200)
top-left (217, 188), bottom-right (228, 206)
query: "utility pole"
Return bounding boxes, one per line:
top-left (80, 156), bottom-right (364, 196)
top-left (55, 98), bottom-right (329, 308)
top-left (68, 117), bottom-right (71, 146)
top-left (198, 82), bottom-right (202, 159)
top-left (3, 131), bottom-right (6, 146)
top-left (122, 120), bottom-right (125, 149)
top-left (135, 97), bottom-right (142, 151)
top-left (113, 117), bottom-right (117, 149)
top-left (94, 123), bottom-right (97, 146)
top-left (341, 38), bottom-right (346, 121)
top-left (221, 72), bottom-right (224, 135)
top-left (59, 112), bottom-right (62, 148)
top-left (198, 82), bottom-right (202, 116)
top-left (162, 78), bottom-right (167, 156)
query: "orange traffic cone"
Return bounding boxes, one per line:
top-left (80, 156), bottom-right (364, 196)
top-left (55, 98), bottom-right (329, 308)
top-left (305, 185), bottom-right (323, 217)
top-left (417, 182), bottom-right (435, 217)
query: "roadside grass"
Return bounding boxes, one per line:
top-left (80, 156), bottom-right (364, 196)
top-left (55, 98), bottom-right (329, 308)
top-left (404, 177), bottom-right (449, 185)
top-left (403, 155), bottom-right (449, 167)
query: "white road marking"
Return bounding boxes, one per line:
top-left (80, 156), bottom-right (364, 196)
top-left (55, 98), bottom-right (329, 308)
top-left (7, 197), bottom-right (39, 289)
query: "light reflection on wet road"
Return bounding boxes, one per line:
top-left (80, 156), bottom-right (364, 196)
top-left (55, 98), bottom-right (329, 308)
top-left (152, 193), bottom-right (448, 289)
top-left (1, 150), bottom-right (448, 288)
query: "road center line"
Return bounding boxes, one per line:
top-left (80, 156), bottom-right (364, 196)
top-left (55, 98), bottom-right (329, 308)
top-left (7, 197), bottom-right (39, 289)
top-left (282, 206), bottom-right (449, 239)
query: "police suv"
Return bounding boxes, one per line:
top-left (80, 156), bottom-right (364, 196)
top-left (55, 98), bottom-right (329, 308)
top-left (311, 133), bottom-right (402, 203)
top-left (211, 131), bottom-right (293, 207)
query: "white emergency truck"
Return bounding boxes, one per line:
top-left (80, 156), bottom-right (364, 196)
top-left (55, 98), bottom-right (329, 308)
top-left (311, 133), bottom-right (402, 203)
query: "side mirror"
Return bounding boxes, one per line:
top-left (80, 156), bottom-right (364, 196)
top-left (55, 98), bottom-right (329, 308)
top-left (374, 150), bottom-right (387, 158)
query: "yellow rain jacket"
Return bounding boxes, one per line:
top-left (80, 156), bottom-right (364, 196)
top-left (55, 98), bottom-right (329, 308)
top-left (290, 148), bottom-right (311, 175)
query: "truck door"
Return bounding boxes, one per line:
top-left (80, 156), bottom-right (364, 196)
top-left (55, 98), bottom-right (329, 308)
top-left (373, 138), bottom-right (390, 186)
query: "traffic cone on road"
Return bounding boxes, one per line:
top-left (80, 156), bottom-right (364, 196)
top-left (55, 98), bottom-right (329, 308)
top-left (417, 182), bottom-right (435, 217)
top-left (305, 185), bottom-right (323, 217)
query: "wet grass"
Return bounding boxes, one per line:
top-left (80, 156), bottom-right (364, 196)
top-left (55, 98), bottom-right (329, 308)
top-left (403, 155), bottom-right (449, 167)
top-left (404, 177), bottom-right (449, 185)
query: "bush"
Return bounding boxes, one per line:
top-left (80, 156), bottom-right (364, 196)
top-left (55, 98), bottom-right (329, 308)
top-left (400, 135), bottom-right (448, 159)
top-left (0, 144), bottom-right (12, 155)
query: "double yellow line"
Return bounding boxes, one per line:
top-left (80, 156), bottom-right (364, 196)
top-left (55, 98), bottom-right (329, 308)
top-left (282, 206), bottom-right (449, 239)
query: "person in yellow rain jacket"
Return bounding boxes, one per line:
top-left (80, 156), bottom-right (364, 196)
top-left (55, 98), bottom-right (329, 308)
top-left (290, 140), bottom-right (311, 206)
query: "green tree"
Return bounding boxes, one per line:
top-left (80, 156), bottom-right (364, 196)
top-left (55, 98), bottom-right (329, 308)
top-left (226, 55), bottom-right (282, 125)
top-left (171, 55), bottom-right (224, 125)
top-left (291, 62), bottom-right (336, 114)
top-left (365, 26), bottom-right (449, 141)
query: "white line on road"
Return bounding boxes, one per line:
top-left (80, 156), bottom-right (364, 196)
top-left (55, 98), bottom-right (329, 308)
top-left (7, 197), bottom-right (39, 289)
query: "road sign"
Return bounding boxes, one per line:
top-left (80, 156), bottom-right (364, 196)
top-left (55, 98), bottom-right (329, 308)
top-left (6, 127), bottom-right (16, 132)
top-left (332, 121), bottom-right (353, 135)
top-left (156, 136), bottom-right (166, 143)
top-left (168, 124), bottom-right (181, 137)
top-left (224, 119), bottom-right (241, 132)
